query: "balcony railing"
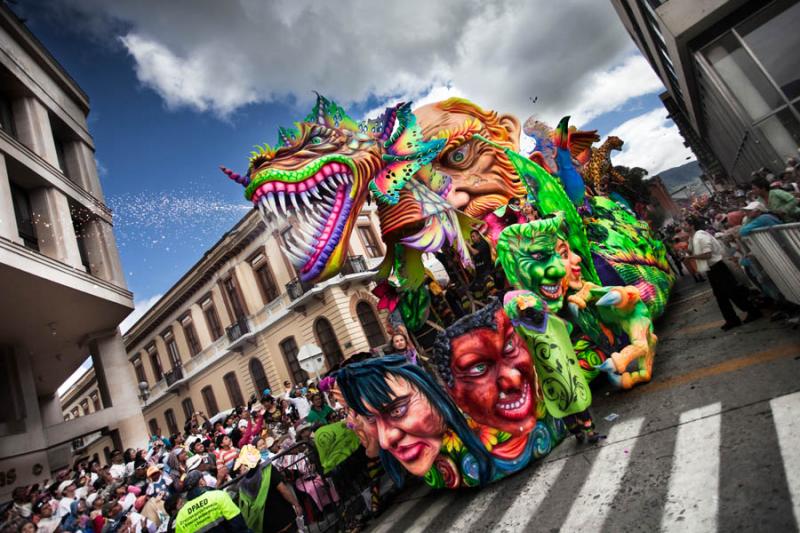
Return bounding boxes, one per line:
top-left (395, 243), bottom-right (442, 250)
top-left (226, 316), bottom-right (251, 342)
top-left (285, 255), bottom-right (370, 300)
top-left (286, 277), bottom-right (315, 300)
top-left (164, 366), bottom-right (184, 386)
top-left (341, 255), bottom-right (368, 275)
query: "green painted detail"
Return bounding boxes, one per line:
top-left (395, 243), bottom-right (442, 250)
top-left (245, 154), bottom-right (357, 199)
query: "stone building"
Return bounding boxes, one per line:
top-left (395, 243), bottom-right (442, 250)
top-left (123, 207), bottom-right (388, 437)
top-left (611, 0), bottom-right (800, 183)
top-left (0, 4), bottom-right (147, 498)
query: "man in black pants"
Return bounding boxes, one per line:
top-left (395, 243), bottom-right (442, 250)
top-left (683, 217), bottom-right (762, 330)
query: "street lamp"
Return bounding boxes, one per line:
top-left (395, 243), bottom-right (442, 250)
top-left (138, 381), bottom-right (150, 404)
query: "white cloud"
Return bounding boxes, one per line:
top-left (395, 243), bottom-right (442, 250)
top-left (47, 0), bottom-right (658, 125)
top-left (608, 107), bottom-right (696, 174)
top-left (120, 293), bottom-right (163, 334)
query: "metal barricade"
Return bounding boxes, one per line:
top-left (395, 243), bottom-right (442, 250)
top-left (742, 222), bottom-right (800, 305)
top-left (222, 440), bottom-right (373, 533)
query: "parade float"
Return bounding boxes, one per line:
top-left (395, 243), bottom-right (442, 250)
top-left (223, 95), bottom-right (673, 488)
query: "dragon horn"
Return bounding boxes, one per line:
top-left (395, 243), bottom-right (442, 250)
top-left (220, 166), bottom-right (249, 186)
top-left (553, 116), bottom-right (571, 149)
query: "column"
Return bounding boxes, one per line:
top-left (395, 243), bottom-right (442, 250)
top-left (64, 141), bottom-right (105, 202)
top-left (29, 187), bottom-right (83, 269)
top-left (82, 218), bottom-right (127, 287)
top-left (11, 97), bottom-right (58, 166)
top-left (38, 393), bottom-right (64, 428)
top-left (0, 154), bottom-right (21, 244)
top-left (91, 332), bottom-right (149, 450)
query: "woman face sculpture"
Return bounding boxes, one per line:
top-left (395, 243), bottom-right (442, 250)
top-left (557, 238), bottom-right (583, 291)
top-left (447, 307), bottom-right (537, 436)
top-left (363, 375), bottom-right (446, 477)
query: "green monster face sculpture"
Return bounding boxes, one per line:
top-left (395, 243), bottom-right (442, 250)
top-left (497, 214), bottom-right (568, 312)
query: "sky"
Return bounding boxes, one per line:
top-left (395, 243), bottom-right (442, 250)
top-left (11, 0), bottom-right (695, 346)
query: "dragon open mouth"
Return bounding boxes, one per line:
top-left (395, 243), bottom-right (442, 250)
top-left (249, 159), bottom-right (356, 282)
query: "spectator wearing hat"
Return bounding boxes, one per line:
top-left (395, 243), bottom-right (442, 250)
top-left (684, 217), bottom-right (762, 330)
top-left (145, 465), bottom-right (172, 498)
top-left (173, 470), bottom-right (248, 533)
top-left (32, 498), bottom-right (60, 533)
top-left (739, 201), bottom-right (783, 237)
top-left (235, 445), bottom-right (302, 533)
top-left (56, 480), bottom-right (77, 518)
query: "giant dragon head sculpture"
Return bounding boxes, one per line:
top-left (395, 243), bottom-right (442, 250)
top-left (223, 94), bottom-right (445, 283)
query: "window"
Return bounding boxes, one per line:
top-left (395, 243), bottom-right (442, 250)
top-left (201, 297), bottom-right (223, 340)
top-left (181, 315), bottom-right (202, 356)
top-left (314, 318), bottom-right (344, 368)
top-left (201, 386), bottom-right (219, 415)
top-left (133, 356), bottom-right (148, 386)
top-left (249, 358), bottom-right (270, 394)
top-left (70, 204), bottom-right (91, 272)
top-left (0, 93), bottom-right (14, 136)
top-left (10, 184), bottom-right (38, 250)
top-left (181, 398), bottom-right (195, 423)
top-left (250, 252), bottom-right (279, 303)
top-left (164, 409), bottom-right (178, 436)
top-left (80, 399), bottom-right (89, 415)
top-left (357, 301), bottom-right (385, 348)
top-left (223, 372), bottom-right (245, 407)
top-left (147, 344), bottom-right (163, 382)
top-left (54, 137), bottom-right (68, 175)
top-left (222, 275), bottom-right (247, 320)
top-left (91, 392), bottom-right (101, 411)
top-left (148, 418), bottom-right (159, 436)
top-left (738, 0), bottom-right (800, 100)
top-left (358, 225), bottom-right (382, 258)
top-left (71, 407), bottom-right (79, 419)
top-left (162, 330), bottom-right (182, 370)
top-left (279, 336), bottom-right (307, 384)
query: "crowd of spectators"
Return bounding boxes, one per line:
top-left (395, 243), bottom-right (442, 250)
top-left (662, 156), bottom-right (800, 329)
top-left (0, 378), bottom-right (351, 533)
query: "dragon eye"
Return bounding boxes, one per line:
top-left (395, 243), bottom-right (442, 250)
top-left (310, 136), bottom-right (324, 145)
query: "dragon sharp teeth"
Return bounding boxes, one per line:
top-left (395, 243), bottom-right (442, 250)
top-left (278, 191), bottom-right (287, 215)
top-left (300, 191), bottom-right (313, 209)
top-left (266, 194), bottom-right (278, 217)
top-left (290, 193), bottom-right (299, 212)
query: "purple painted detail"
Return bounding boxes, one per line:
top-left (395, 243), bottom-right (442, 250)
top-left (592, 252), bottom-right (625, 286)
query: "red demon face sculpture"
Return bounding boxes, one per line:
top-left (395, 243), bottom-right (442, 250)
top-left (440, 305), bottom-right (538, 436)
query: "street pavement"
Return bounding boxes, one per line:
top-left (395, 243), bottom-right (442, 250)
top-left (365, 276), bottom-right (800, 532)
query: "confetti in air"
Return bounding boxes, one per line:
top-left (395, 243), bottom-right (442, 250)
top-left (107, 188), bottom-right (251, 251)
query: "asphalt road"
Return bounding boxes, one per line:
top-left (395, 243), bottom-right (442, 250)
top-left (365, 275), bottom-right (800, 533)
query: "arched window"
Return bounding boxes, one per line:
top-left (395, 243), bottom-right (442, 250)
top-left (249, 358), bottom-right (270, 394)
top-left (181, 398), bottom-right (195, 423)
top-left (164, 409), bottom-right (178, 436)
top-left (279, 337), bottom-right (307, 384)
top-left (314, 318), bottom-right (344, 368)
top-left (148, 418), bottom-right (159, 436)
top-left (356, 301), bottom-right (385, 349)
top-left (223, 372), bottom-right (245, 408)
top-left (201, 386), bottom-right (219, 415)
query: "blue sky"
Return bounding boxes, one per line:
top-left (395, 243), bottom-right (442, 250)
top-left (12, 1), bottom-right (694, 328)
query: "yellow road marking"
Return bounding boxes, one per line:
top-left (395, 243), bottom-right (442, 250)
top-left (672, 319), bottom-right (725, 336)
top-left (668, 289), bottom-right (712, 307)
top-left (634, 343), bottom-right (800, 396)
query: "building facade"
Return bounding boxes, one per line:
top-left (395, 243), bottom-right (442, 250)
top-left (0, 5), bottom-right (147, 499)
top-left (611, 0), bottom-right (800, 183)
top-left (123, 207), bottom-right (389, 438)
